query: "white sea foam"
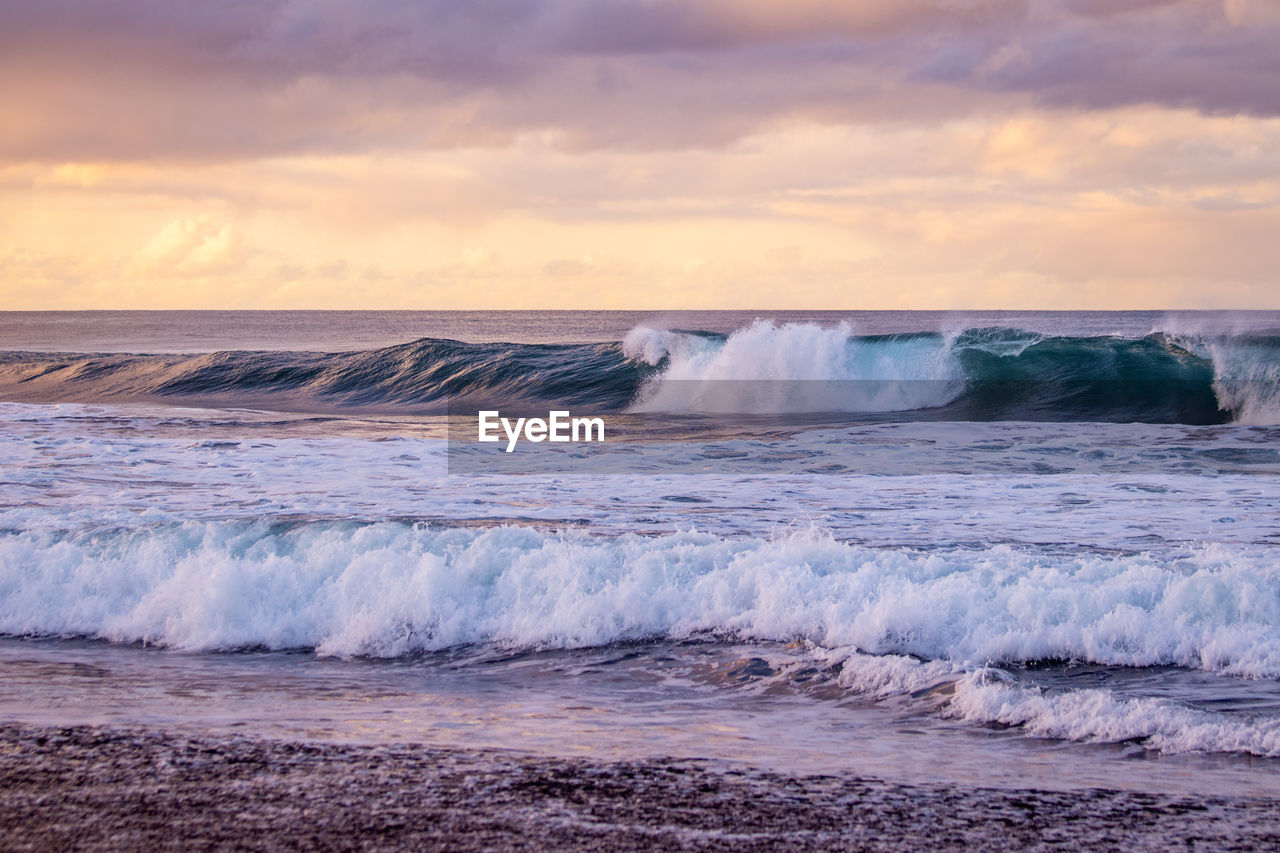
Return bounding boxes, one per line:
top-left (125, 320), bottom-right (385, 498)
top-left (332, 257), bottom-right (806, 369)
top-left (623, 321), bottom-right (961, 413)
top-left (949, 670), bottom-right (1280, 757)
top-left (1157, 320), bottom-right (1280, 425)
top-left (3, 523), bottom-right (1278, 678)
top-left (1204, 339), bottom-right (1280, 425)
top-left (819, 649), bottom-right (960, 697)
top-left (799, 651), bottom-right (1280, 756)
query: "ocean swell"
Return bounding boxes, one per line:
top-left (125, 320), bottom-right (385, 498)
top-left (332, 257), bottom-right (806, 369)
top-left (0, 322), bottom-right (1277, 423)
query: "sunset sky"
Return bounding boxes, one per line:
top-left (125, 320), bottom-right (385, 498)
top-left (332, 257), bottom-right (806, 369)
top-left (3, 0), bottom-right (1279, 309)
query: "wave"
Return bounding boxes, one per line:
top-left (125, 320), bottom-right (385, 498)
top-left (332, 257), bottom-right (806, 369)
top-left (3, 521), bottom-right (1278, 674)
top-left (948, 667), bottom-right (1280, 756)
top-left (0, 338), bottom-right (643, 414)
top-left (623, 322), bottom-right (966, 413)
top-left (824, 652), bottom-right (1280, 757)
top-left (4, 521), bottom-right (1279, 755)
top-left (2, 322), bottom-right (1279, 423)
top-left (623, 321), bottom-right (1257, 423)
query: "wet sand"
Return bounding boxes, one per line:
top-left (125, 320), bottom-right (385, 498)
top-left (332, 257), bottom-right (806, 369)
top-left (2, 723), bottom-right (1277, 851)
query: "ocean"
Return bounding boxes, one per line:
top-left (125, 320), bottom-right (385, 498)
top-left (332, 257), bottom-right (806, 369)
top-left (2, 310), bottom-right (1279, 812)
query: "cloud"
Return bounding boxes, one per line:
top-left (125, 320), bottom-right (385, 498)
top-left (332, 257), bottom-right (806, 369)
top-left (134, 215), bottom-right (246, 276)
top-left (5, 104), bottom-right (1279, 310)
top-left (548, 0), bottom-right (1029, 53)
top-left (4, 2), bottom-right (1280, 310)
top-left (1, 0), bottom-right (1278, 161)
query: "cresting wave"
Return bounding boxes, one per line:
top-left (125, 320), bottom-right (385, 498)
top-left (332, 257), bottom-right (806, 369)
top-left (4, 521), bottom-right (1279, 755)
top-left (622, 322), bottom-right (1280, 423)
top-left (3, 521), bottom-right (1278, 672)
top-left (1, 321), bottom-right (1278, 423)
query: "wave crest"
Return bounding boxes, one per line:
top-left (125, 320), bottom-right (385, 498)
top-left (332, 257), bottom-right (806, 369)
top-left (2, 322), bottom-right (1278, 423)
top-left (3, 522), bottom-right (1278, 676)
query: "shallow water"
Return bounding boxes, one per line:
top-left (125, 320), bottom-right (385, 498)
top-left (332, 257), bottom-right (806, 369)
top-left (3, 637), bottom-right (1277, 798)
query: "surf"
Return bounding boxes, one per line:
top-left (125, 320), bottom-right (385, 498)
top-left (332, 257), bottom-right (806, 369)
top-left (0, 321), bottom-right (1277, 424)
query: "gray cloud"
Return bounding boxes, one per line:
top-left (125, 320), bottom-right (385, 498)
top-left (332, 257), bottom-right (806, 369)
top-left (1, 0), bottom-right (1277, 161)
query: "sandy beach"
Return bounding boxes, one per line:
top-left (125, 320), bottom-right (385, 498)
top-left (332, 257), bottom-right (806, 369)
top-left (3, 722), bottom-right (1277, 852)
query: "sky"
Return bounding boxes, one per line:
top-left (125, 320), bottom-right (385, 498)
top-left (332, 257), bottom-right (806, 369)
top-left (2, 0), bottom-right (1279, 309)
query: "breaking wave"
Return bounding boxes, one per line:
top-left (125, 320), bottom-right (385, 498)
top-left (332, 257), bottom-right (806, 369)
top-left (1, 321), bottom-right (1278, 423)
top-left (3, 521), bottom-right (1277, 674)
top-left (5, 520), bottom-right (1280, 755)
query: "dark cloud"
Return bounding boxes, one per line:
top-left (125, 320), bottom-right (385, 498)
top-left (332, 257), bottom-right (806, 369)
top-left (4, 0), bottom-right (542, 80)
top-left (958, 6), bottom-right (1280, 116)
top-left (546, 0), bottom-right (1029, 53)
top-left (0, 0), bottom-right (1276, 161)
top-left (1062, 0), bottom-right (1186, 19)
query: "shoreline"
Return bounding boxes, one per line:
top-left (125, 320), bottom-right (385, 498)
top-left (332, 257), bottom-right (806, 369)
top-left (3, 722), bottom-right (1277, 851)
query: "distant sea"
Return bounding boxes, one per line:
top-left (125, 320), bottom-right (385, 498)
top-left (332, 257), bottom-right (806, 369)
top-left (2, 310), bottom-right (1279, 800)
